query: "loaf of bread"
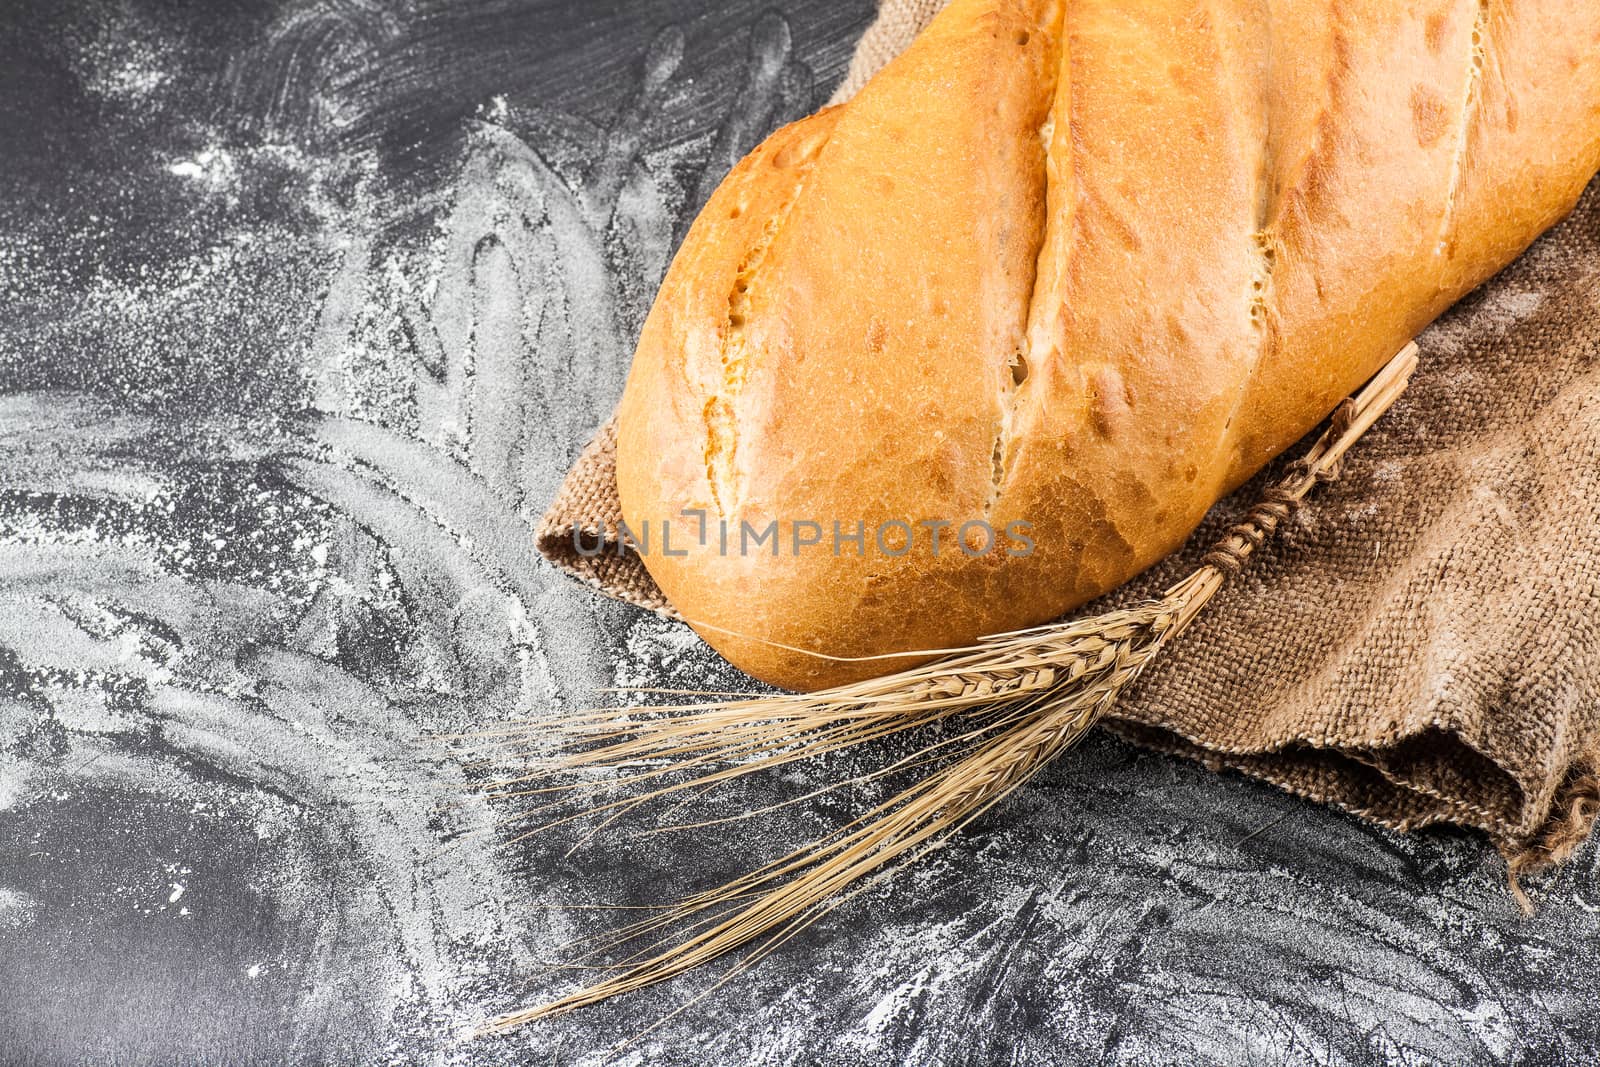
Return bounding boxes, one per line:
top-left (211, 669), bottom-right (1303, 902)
top-left (615, 0), bottom-right (1600, 691)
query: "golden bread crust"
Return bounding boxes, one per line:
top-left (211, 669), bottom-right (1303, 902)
top-left (617, 0), bottom-right (1600, 691)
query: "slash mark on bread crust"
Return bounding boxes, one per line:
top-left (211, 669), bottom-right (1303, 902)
top-left (1248, 0), bottom-right (1279, 338)
top-left (987, 2), bottom-right (1070, 517)
top-left (1217, 0), bottom-right (1281, 470)
top-left (1248, 231), bottom-right (1278, 332)
top-left (1437, 0), bottom-right (1491, 259)
top-left (703, 129), bottom-right (831, 514)
top-left (1221, 7), bottom-right (1363, 483)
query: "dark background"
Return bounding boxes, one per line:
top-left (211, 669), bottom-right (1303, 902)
top-left (2, 1), bottom-right (1597, 1064)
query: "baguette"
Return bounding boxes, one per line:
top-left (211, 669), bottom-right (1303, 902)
top-left (614, 0), bottom-right (1600, 691)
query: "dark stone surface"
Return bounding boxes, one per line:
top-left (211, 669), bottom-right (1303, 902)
top-left (1, 2), bottom-right (1596, 1064)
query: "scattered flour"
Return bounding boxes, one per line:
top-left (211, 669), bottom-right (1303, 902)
top-left (0, 888), bottom-right (41, 929)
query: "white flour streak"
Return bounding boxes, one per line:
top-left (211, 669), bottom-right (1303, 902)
top-left (169, 147), bottom-right (240, 191)
top-left (0, 888), bottom-right (41, 929)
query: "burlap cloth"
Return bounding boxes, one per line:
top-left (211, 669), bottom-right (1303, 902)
top-left (538, 0), bottom-right (1600, 874)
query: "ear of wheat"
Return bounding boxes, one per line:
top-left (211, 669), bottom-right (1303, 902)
top-left (472, 343), bottom-right (1419, 1035)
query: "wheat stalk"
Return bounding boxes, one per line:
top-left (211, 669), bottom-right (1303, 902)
top-left (477, 342), bottom-right (1419, 1035)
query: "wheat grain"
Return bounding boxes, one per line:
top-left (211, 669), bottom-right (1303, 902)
top-left (477, 343), bottom-right (1419, 1034)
